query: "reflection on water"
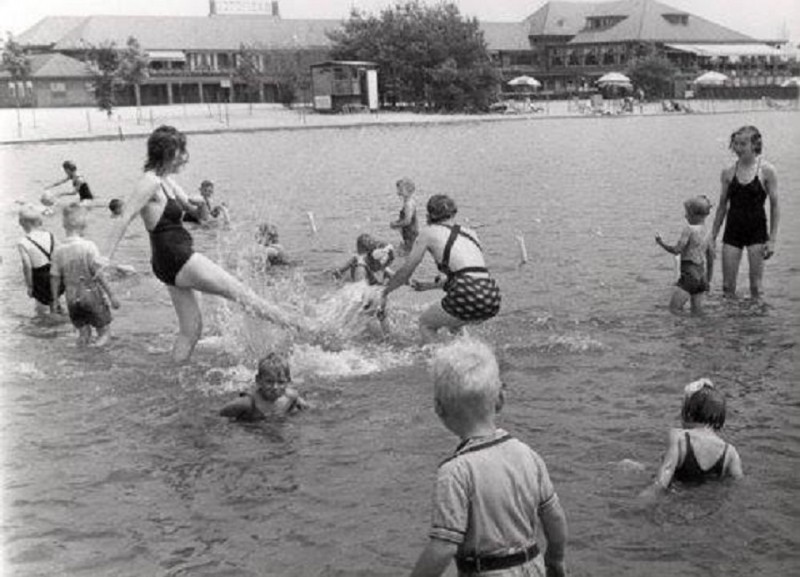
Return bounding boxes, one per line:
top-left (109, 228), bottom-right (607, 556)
top-left (1, 111), bottom-right (799, 576)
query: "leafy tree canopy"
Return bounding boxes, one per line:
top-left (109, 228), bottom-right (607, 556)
top-left (1, 33), bottom-right (31, 79)
top-left (328, 1), bottom-right (499, 111)
top-left (625, 55), bottom-right (677, 100)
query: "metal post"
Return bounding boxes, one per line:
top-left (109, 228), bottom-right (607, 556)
top-left (86, 110), bottom-right (92, 133)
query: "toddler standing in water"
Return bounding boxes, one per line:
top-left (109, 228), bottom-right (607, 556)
top-left (16, 204), bottom-right (64, 315)
top-left (644, 378), bottom-right (743, 496)
top-left (389, 177), bottom-right (418, 253)
top-left (409, 337), bottom-right (567, 577)
top-left (219, 352), bottom-right (308, 421)
top-left (655, 195), bottom-right (714, 316)
top-left (50, 203), bottom-right (120, 346)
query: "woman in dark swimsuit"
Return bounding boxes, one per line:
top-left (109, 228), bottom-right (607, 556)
top-left (379, 194), bottom-right (500, 342)
top-left (107, 125), bottom-right (303, 362)
top-left (711, 125), bottom-right (779, 298)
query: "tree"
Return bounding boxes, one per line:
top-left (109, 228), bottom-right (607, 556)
top-left (626, 55), bottom-right (677, 100)
top-left (86, 41), bottom-right (122, 116)
top-left (117, 36), bottom-right (149, 112)
top-left (234, 43), bottom-right (262, 112)
top-left (328, 1), bottom-right (499, 111)
top-left (1, 33), bottom-right (32, 105)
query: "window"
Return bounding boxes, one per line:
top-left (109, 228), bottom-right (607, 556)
top-left (603, 48), bottom-right (616, 65)
top-left (662, 13), bottom-right (688, 25)
top-left (50, 82), bottom-right (67, 94)
top-left (586, 16), bottom-right (626, 30)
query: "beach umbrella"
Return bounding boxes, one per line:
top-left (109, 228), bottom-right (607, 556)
top-left (693, 71), bottom-right (729, 86)
top-left (507, 75), bottom-right (541, 88)
top-left (597, 72), bottom-right (632, 86)
top-left (780, 76), bottom-right (800, 87)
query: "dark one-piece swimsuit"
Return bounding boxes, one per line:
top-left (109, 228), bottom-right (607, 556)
top-left (436, 224), bottom-right (501, 322)
top-left (76, 180), bottom-right (93, 201)
top-left (722, 159), bottom-right (768, 249)
top-left (26, 232), bottom-right (64, 305)
top-left (673, 432), bottom-right (728, 484)
top-left (149, 184), bottom-right (194, 286)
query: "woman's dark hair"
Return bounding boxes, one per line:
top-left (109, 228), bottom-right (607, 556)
top-left (62, 160), bottom-right (76, 172)
top-left (682, 386), bottom-right (726, 430)
top-left (729, 125), bottom-right (763, 155)
top-left (144, 125), bottom-right (187, 173)
top-left (427, 194), bottom-right (457, 224)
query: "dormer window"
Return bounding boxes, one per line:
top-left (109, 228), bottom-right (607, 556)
top-left (585, 15), bottom-right (626, 30)
top-left (663, 13), bottom-right (689, 25)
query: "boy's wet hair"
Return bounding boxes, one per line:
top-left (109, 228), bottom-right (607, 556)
top-left (729, 125), bottom-right (762, 154)
top-left (427, 194), bottom-right (457, 224)
top-left (396, 177), bottom-right (415, 194)
top-left (18, 204), bottom-right (43, 228)
top-left (431, 336), bottom-right (501, 420)
top-left (62, 202), bottom-right (88, 232)
top-left (356, 233), bottom-right (377, 254)
top-left (682, 380), bottom-right (726, 430)
top-left (144, 125), bottom-right (187, 172)
top-left (256, 352), bottom-right (291, 384)
top-left (108, 198), bottom-right (123, 214)
top-left (62, 160), bottom-right (77, 172)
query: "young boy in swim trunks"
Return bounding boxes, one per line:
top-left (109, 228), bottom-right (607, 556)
top-left (655, 195), bottom-right (715, 316)
top-left (219, 352), bottom-right (308, 421)
top-left (45, 160), bottom-right (94, 201)
top-left (389, 177), bottom-right (418, 254)
top-left (643, 378), bottom-right (743, 497)
top-left (16, 204), bottom-right (64, 316)
top-left (50, 203), bottom-right (120, 347)
top-left (409, 337), bottom-right (568, 577)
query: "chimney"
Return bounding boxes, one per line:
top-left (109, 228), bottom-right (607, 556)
top-left (271, 1), bottom-right (280, 18)
top-left (209, 0), bottom-right (217, 16)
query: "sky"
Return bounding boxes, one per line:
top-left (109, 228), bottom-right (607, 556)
top-left (1, 0), bottom-right (799, 42)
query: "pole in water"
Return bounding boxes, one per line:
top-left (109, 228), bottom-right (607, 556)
top-left (516, 234), bottom-right (529, 265)
top-left (307, 211), bottom-right (318, 235)
top-left (86, 110), bottom-right (92, 133)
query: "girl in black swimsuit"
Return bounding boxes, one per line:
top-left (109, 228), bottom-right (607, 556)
top-left (107, 125), bottom-right (306, 363)
top-left (711, 125), bottom-right (780, 298)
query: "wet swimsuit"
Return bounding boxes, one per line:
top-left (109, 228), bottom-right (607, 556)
top-left (722, 160), bottom-right (769, 249)
top-left (673, 432), bottom-right (728, 484)
top-left (677, 261), bottom-right (708, 295)
top-left (68, 284), bottom-right (111, 328)
top-left (398, 206), bottom-right (418, 251)
top-left (77, 180), bottom-right (93, 201)
top-left (437, 225), bottom-right (501, 322)
top-left (25, 233), bottom-right (64, 305)
top-left (149, 184), bottom-right (194, 286)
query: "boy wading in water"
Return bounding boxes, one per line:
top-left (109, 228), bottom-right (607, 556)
top-left (409, 337), bottom-right (567, 577)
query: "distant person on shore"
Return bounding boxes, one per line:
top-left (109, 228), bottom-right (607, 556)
top-left (183, 179), bottom-right (230, 225)
top-left (408, 337), bottom-right (567, 577)
top-left (16, 204), bottom-right (64, 316)
top-left (220, 352), bottom-right (309, 421)
top-left (333, 233), bottom-right (395, 286)
top-left (109, 198), bottom-right (124, 218)
top-left (378, 195), bottom-right (500, 343)
top-left (641, 378), bottom-right (742, 498)
top-left (50, 203), bottom-right (120, 347)
top-left (45, 160), bottom-right (94, 202)
top-left (389, 177), bottom-right (418, 253)
top-left (655, 195), bottom-right (714, 316)
top-left (106, 125), bottom-right (306, 363)
top-left (711, 125), bottom-right (779, 299)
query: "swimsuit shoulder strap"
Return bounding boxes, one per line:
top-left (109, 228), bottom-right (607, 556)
top-left (25, 232), bottom-right (54, 259)
top-left (441, 225), bottom-right (460, 271)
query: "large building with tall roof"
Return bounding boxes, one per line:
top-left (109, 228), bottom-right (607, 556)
top-left (1, 0), bottom-right (794, 108)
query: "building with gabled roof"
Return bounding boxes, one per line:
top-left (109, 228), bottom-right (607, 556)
top-left (0, 52), bottom-right (93, 107)
top-left (2, 0), bottom-right (794, 108)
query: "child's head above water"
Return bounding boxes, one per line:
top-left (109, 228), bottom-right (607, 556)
top-left (729, 125), bottom-right (762, 155)
top-left (109, 198), bottom-right (124, 216)
top-left (681, 378), bottom-right (726, 430)
top-left (256, 223), bottom-right (279, 246)
top-left (62, 202), bottom-right (88, 234)
top-left (62, 160), bottom-right (77, 174)
top-left (431, 336), bottom-right (502, 425)
top-left (18, 204), bottom-right (43, 231)
top-left (199, 180), bottom-right (214, 198)
top-left (356, 233), bottom-right (377, 255)
top-left (684, 195), bottom-right (712, 223)
top-left (396, 177), bottom-right (416, 198)
top-left (255, 352), bottom-right (291, 401)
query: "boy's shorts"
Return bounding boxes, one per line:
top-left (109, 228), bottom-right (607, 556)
top-left (676, 261), bottom-right (708, 296)
top-left (68, 286), bottom-right (111, 329)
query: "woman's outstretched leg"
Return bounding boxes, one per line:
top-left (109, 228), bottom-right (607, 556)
top-left (175, 253), bottom-right (303, 329)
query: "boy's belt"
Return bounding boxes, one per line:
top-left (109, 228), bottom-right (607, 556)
top-left (455, 543), bottom-right (540, 573)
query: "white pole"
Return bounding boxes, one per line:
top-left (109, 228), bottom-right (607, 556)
top-left (516, 234), bottom-right (529, 265)
top-left (307, 211), bottom-right (318, 235)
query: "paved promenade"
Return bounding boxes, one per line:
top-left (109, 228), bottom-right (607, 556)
top-left (0, 99), bottom-right (794, 145)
